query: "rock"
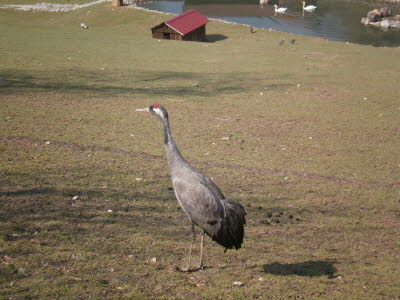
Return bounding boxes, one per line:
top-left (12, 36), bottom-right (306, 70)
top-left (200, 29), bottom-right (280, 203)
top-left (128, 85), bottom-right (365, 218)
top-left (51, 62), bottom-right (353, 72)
top-left (379, 7), bottom-right (391, 17)
top-left (363, 8), bottom-right (400, 29)
top-left (233, 281), bottom-right (244, 286)
top-left (367, 9), bottom-right (381, 22)
top-left (380, 19), bottom-right (390, 28)
top-left (385, 16), bottom-right (400, 28)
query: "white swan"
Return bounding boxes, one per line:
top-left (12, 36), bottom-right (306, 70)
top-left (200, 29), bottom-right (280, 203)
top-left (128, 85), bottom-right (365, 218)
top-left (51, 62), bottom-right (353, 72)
top-left (302, 1), bottom-right (317, 11)
top-left (274, 4), bottom-right (287, 13)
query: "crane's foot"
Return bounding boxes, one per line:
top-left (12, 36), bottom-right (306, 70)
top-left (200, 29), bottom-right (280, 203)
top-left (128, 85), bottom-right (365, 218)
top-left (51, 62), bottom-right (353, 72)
top-left (176, 265), bottom-right (206, 272)
top-left (176, 266), bottom-right (191, 272)
top-left (191, 264), bottom-right (206, 272)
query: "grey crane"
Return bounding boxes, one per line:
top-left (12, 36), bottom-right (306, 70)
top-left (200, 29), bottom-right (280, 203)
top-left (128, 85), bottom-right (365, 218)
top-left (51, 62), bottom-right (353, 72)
top-left (136, 104), bottom-right (246, 272)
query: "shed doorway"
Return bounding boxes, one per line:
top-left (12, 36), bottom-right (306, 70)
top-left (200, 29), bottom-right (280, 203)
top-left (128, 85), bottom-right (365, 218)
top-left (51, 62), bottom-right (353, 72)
top-left (163, 33), bottom-right (171, 39)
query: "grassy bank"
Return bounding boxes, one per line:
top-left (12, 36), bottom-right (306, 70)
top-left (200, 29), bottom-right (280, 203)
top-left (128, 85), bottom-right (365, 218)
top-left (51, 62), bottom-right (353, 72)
top-left (1, 3), bottom-right (399, 299)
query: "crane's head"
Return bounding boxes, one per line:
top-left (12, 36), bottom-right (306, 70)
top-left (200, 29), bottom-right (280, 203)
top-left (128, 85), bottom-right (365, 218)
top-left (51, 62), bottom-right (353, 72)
top-left (135, 104), bottom-right (168, 120)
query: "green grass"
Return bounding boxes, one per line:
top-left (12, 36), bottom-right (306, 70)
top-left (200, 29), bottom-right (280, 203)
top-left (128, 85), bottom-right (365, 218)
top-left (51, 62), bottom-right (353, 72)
top-left (1, 3), bottom-right (399, 299)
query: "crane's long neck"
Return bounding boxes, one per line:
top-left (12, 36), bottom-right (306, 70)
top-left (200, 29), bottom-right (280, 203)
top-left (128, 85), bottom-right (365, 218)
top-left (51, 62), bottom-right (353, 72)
top-left (160, 116), bottom-right (187, 172)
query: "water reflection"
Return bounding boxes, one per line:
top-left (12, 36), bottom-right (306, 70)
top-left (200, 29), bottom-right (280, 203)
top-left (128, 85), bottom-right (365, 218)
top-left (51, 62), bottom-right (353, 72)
top-left (138, 0), bottom-right (400, 47)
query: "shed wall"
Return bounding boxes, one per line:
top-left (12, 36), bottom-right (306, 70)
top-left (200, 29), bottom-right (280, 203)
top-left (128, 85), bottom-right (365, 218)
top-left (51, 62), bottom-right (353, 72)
top-left (182, 25), bottom-right (206, 41)
top-left (151, 23), bottom-right (206, 41)
top-left (151, 24), bottom-right (183, 40)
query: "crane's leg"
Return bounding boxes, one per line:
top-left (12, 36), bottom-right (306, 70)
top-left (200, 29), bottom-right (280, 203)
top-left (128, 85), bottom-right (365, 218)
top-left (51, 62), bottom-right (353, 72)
top-left (180, 222), bottom-right (196, 272)
top-left (186, 222), bottom-right (196, 270)
top-left (197, 229), bottom-right (205, 270)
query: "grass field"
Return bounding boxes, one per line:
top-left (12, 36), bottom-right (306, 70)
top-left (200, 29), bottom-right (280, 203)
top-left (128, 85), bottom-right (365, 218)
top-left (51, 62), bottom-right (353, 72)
top-left (1, 2), bottom-right (399, 299)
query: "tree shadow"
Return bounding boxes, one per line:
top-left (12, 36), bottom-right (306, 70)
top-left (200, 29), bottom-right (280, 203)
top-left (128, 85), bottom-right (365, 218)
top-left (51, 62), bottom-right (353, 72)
top-left (205, 34), bottom-right (228, 43)
top-left (263, 260), bottom-right (338, 279)
top-left (0, 68), bottom-right (300, 99)
top-left (0, 69), bottom-right (248, 97)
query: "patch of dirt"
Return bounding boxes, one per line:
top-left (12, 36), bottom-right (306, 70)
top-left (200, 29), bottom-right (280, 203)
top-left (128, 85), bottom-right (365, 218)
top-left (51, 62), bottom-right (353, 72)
top-left (252, 206), bottom-right (305, 225)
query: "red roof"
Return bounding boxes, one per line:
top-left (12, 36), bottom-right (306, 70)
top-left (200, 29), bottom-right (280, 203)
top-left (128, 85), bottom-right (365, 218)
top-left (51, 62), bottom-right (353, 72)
top-left (165, 9), bottom-right (209, 36)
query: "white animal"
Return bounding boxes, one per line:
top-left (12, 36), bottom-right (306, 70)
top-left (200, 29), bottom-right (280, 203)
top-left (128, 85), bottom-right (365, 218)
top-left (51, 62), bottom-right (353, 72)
top-left (274, 4), bottom-right (287, 13)
top-left (302, 1), bottom-right (317, 11)
top-left (80, 23), bottom-right (88, 29)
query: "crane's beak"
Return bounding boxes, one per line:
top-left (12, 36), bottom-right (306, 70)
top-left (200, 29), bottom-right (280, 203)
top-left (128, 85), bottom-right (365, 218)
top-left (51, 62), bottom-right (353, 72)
top-left (135, 108), bottom-right (150, 112)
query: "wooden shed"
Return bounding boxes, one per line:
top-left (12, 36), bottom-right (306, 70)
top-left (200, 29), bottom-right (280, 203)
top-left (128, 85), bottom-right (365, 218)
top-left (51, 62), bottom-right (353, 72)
top-left (151, 9), bottom-right (209, 41)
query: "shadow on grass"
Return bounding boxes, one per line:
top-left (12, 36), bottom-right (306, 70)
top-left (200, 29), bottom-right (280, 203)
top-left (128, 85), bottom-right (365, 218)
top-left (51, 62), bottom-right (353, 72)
top-left (0, 185), bottom-right (181, 238)
top-left (263, 260), bottom-right (338, 278)
top-left (205, 34), bottom-right (228, 42)
top-left (0, 69), bottom-right (294, 97)
top-left (0, 187), bottom-right (153, 201)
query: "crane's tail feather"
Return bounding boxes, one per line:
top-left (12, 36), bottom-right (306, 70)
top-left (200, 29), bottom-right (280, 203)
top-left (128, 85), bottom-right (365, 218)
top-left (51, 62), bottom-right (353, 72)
top-left (213, 199), bottom-right (246, 250)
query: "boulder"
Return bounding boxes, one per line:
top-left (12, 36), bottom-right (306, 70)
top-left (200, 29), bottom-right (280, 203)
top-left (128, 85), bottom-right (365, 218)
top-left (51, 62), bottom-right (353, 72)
top-left (385, 15), bottom-right (400, 28)
top-left (367, 9), bottom-right (381, 22)
top-left (362, 14), bottom-right (400, 29)
top-left (379, 7), bottom-right (392, 17)
top-left (380, 19), bottom-right (390, 28)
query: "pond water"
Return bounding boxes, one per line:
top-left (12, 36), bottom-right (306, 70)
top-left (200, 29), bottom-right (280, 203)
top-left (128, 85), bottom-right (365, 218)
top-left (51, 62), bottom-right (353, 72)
top-left (137, 0), bottom-right (400, 47)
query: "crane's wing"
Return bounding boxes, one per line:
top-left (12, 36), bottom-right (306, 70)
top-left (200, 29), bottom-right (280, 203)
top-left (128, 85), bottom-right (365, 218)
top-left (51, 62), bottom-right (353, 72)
top-left (172, 177), bottom-right (225, 238)
top-left (185, 163), bottom-right (225, 200)
top-left (200, 175), bottom-right (225, 200)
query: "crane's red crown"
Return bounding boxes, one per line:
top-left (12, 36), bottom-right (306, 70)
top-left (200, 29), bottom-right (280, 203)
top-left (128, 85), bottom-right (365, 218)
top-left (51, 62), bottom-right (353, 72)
top-left (153, 104), bottom-right (159, 109)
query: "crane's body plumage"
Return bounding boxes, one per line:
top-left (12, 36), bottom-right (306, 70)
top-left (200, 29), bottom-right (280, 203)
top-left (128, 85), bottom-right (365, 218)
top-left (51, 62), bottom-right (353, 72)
top-left (139, 104), bottom-right (246, 270)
